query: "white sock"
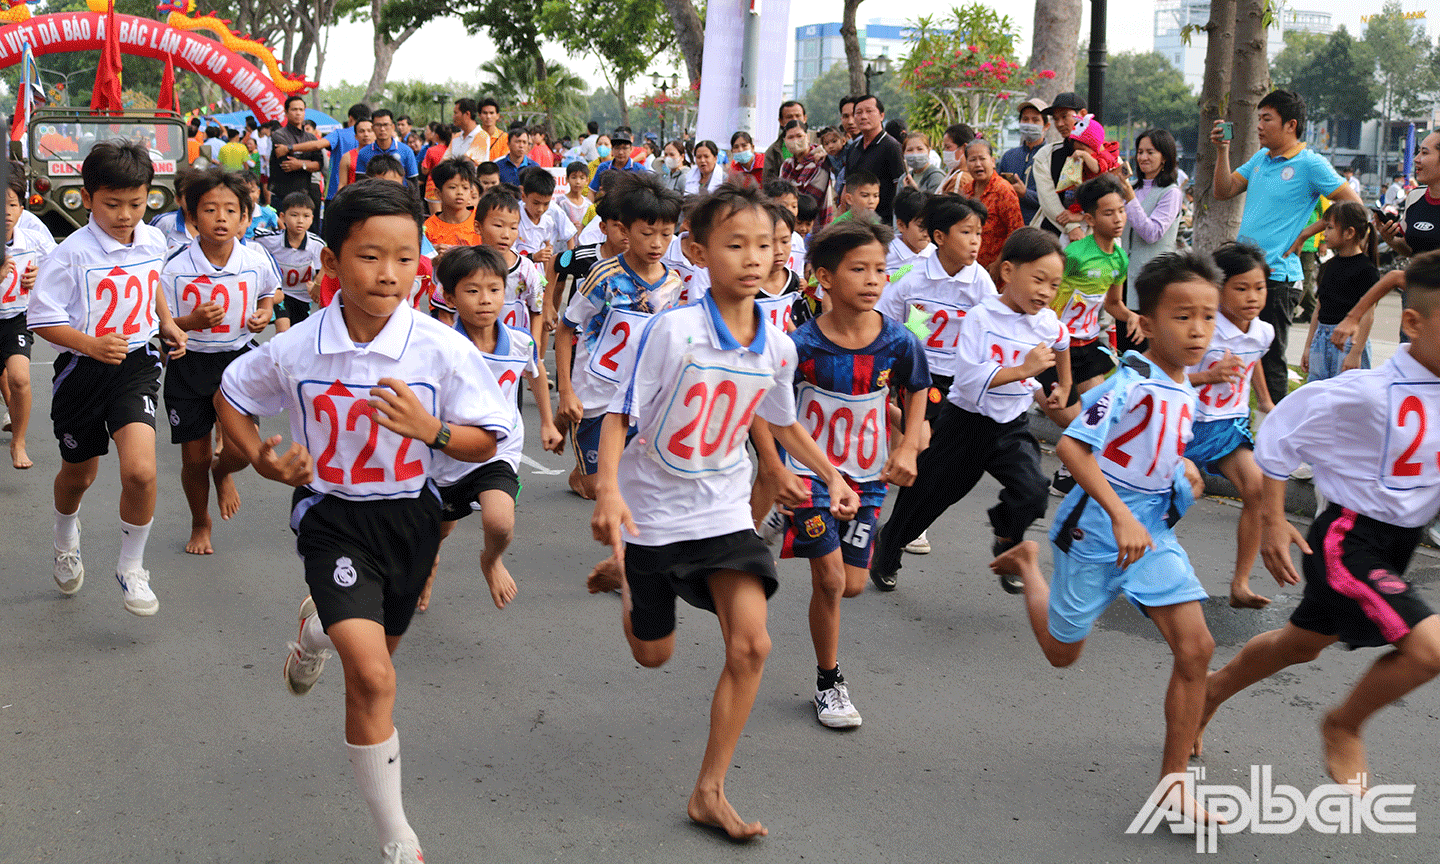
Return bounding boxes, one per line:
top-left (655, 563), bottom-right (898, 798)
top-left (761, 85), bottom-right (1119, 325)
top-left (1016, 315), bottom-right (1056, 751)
top-left (348, 728), bottom-right (417, 847)
top-left (117, 519), bottom-right (152, 573)
top-left (54, 506), bottom-right (80, 551)
top-left (300, 612), bottom-right (334, 651)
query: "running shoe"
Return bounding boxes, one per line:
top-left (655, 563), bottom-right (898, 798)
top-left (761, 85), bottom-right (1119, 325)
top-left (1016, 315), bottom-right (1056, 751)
top-left (869, 564), bottom-right (897, 592)
top-left (54, 545), bottom-right (84, 596)
top-left (814, 682), bottom-right (862, 728)
top-left (2, 411), bottom-right (10, 432)
top-left (1290, 463), bottom-right (1314, 481)
top-left (284, 596), bottom-right (329, 696)
top-left (757, 505), bottom-right (786, 546)
top-left (116, 567), bottom-right (158, 616)
top-left (904, 530), bottom-right (931, 554)
top-left (381, 839), bottom-right (425, 863)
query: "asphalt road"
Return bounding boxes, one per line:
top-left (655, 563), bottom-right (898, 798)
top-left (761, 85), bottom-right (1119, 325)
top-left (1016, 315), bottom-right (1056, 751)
top-left (4, 334), bottom-right (1439, 864)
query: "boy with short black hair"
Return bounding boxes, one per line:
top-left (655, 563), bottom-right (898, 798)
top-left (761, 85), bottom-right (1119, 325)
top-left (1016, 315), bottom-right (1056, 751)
top-left (591, 184), bottom-right (859, 838)
top-left (216, 180), bottom-right (514, 864)
top-left (28, 140), bottom-right (187, 615)
top-left (834, 170), bottom-right (881, 223)
top-left (1194, 249), bottom-right (1440, 795)
top-left (992, 249), bottom-right (1222, 826)
top-left (888, 186), bottom-right (930, 274)
top-left (424, 158), bottom-right (482, 253)
top-left (550, 192), bottom-right (626, 327)
top-left (2, 168), bottom-right (51, 469)
top-left (794, 192), bottom-right (818, 239)
top-left (516, 165), bottom-right (576, 295)
top-left (1056, 174), bottom-right (1127, 399)
top-left (163, 168), bottom-right (281, 555)
top-left (256, 191), bottom-right (324, 331)
top-left (431, 189), bottom-right (546, 346)
top-left (476, 160), bottom-right (501, 193)
top-left (364, 154), bottom-right (407, 184)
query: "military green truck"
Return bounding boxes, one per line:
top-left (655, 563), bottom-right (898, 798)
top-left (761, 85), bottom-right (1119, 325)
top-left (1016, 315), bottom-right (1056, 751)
top-left (24, 108), bottom-right (192, 237)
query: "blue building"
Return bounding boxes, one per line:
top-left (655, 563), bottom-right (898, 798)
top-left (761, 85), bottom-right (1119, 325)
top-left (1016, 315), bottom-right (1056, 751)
top-left (793, 19), bottom-right (915, 102)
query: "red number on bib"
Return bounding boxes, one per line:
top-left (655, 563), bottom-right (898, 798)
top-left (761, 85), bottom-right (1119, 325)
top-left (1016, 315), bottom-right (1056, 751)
top-left (926, 309), bottom-right (950, 349)
top-left (665, 383), bottom-right (708, 460)
top-left (857, 408), bottom-right (881, 470)
top-left (699, 380), bottom-right (738, 457)
top-left (496, 368), bottom-right (519, 397)
top-left (94, 277), bottom-right (121, 336)
top-left (597, 320), bottom-right (631, 372)
top-left (312, 387), bottom-right (431, 485)
top-left (313, 394), bottom-right (344, 483)
top-left (394, 438), bottom-right (425, 480)
top-left (1102, 393), bottom-right (1154, 469)
top-left (346, 400), bottom-right (386, 484)
top-left (1392, 395), bottom-right (1427, 477)
top-left (666, 380), bottom-right (766, 463)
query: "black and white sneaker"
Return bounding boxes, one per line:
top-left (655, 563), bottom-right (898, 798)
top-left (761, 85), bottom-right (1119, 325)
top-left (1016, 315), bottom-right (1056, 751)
top-left (814, 682), bottom-right (862, 728)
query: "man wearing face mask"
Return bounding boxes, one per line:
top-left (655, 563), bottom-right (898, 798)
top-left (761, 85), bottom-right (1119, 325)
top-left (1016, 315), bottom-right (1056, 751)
top-left (587, 127), bottom-right (647, 192)
top-left (1029, 92), bottom-right (1088, 245)
top-left (997, 97), bottom-right (1049, 226)
top-left (763, 100), bottom-right (806, 183)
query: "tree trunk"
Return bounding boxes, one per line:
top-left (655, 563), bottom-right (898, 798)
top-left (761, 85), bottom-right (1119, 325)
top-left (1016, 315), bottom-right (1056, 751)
top-left (660, 0), bottom-right (705, 85)
top-left (364, 0), bottom-right (419, 104)
top-left (1190, 0), bottom-right (1238, 252)
top-left (1228, 0), bottom-right (1269, 167)
top-left (841, 0), bottom-right (865, 96)
top-left (1028, 0), bottom-right (1082, 101)
top-left (617, 78), bottom-right (629, 129)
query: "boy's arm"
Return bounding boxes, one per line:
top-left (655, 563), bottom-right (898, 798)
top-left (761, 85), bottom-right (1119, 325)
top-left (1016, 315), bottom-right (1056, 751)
top-left (215, 394), bottom-right (314, 486)
top-left (1343, 307), bottom-right (1375, 372)
top-left (554, 321), bottom-right (582, 427)
top-left (368, 378), bottom-right (497, 463)
top-left (1258, 476), bottom-right (1308, 586)
top-left (991, 342), bottom-right (1055, 387)
top-left (1251, 359), bottom-right (1274, 413)
top-left (1331, 269), bottom-right (1404, 348)
top-left (1055, 435), bottom-right (1153, 567)
top-left (525, 368), bottom-right (565, 453)
top-left (1209, 125), bottom-right (1246, 200)
top-left (248, 294), bottom-right (278, 332)
top-left (769, 421), bottom-right (859, 520)
top-left (880, 388), bottom-right (928, 487)
top-left (590, 412), bottom-right (636, 561)
top-left (749, 416), bottom-right (808, 504)
top-left (1104, 280), bottom-right (1139, 340)
top-left (1045, 346), bottom-right (1072, 409)
top-left (31, 324), bottom-right (129, 364)
top-left (154, 287), bottom-right (187, 358)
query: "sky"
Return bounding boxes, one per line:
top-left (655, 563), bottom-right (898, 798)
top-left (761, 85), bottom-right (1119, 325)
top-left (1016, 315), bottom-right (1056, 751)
top-left (316, 0), bottom-right (1431, 99)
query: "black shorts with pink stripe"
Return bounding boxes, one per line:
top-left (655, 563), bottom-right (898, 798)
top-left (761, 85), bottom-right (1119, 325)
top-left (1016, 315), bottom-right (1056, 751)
top-left (1290, 504), bottom-right (1434, 649)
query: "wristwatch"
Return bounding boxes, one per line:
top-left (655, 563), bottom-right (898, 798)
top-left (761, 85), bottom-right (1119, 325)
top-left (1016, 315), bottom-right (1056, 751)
top-left (430, 421), bottom-right (451, 450)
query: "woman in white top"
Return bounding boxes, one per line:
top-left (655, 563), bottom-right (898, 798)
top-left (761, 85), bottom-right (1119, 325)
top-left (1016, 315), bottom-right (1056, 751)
top-left (684, 140), bottom-right (725, 194)
top-left (1114, 128), bottom-right (1183, 353)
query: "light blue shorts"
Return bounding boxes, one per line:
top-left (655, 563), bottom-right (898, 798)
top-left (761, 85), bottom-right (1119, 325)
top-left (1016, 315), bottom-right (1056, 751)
top-left (1184, 416), bottom-right (1253, 475)
top-left (1047, 533), bottom-right (1208, 644)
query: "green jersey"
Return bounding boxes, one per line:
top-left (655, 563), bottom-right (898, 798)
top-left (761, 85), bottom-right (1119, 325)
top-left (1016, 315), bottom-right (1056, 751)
top-left (1052, 234), bottom-right (1126, 343)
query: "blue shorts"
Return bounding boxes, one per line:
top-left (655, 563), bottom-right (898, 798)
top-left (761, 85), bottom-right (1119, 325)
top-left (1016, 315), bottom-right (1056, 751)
top-left (781, 506), bottom-right (879, 568)
top-left (572, 415), bottom-right (636, 475)
top-left (1184, 416), bottom-right (1252, 474)
top-left (1047, 532), bottom-right (1208, 644)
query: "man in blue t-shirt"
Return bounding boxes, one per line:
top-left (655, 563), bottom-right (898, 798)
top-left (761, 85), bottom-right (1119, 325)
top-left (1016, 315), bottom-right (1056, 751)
top-left (354, 109), bottom-right (419, 181)
top-left (1211, 89), bottom-right (1360, 404)
top-left (495, 122), bottom-right (539, 186)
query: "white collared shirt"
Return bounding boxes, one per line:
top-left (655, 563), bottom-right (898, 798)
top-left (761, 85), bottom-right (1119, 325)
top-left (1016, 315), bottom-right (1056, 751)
top-left (516, 202), bottom-right (577, 256)
top-left (949, 294), bottom-right (1069, 422)
top-left (256, 230), bottom-right (324, 302)
top-left (1255, 345), bottom-right (1440, 528)
top-left (220, 300), bottom-right (513, 502)
top-left (162, 240), bottom-right (282, 353)
top-left (1, 224), bottom-right (54, 319)
top-left (150, 210), bottom-right (194, 257)
top-left (28, 220), bottom-right (168, 351)
top-left (886, 236), bottom-right (925, 275)
top-left (1188, 313), bottom-right (1274, 421)
top-left (875, 248), bottom-right (997, 377)
top-left (610, 293), bottom-right (798, 546)
top-left (432, 320), bottom-right (531, 480)
top-left (577, 215), bottom-right (606, 245)
top-left (429, 253), bottom-right (544, 332)
top-left (449, 126), bottom-right (491, 164)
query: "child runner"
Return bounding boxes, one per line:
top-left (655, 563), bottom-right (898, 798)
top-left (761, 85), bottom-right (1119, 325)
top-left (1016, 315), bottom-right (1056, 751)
top-left (256, 191), bottom-right (324, 332)
top-left (590, 184), bottom-right (860, 838)
top-left (555, 171), bottom-right (684, 502)
top-left (424, 158), bottom-right (483, 255)
top-left (870, 228), bottom-right (1065, 591)
top-left (419, 245), bottom-right (565, 611)
top-left (661, 193), bottom-right (709, 305)
top-left (754, 204), bottom-right (808, 331)
top-left (548, 192), bottom-right (627, 329)
top-left (1195, 249), bottom-right (1440, 794)
top-left (887, 187), bottom-right (929, 275)
top-left (1184, 242), bottom-right (1275, 608)
top-left (162, 168), bottom-right (281, 555)
top-left (832, 171), bottom-right (880, 224)
top-left (476, 161), bottom-right (501, 194)
top-left (29, 141), bottom-right (188, 614)
top-left (515, 166), bottom-right (577, 292)
top-left (770, 219), bottom-right (929, 727)
top-left (429, 189), bottom-right (545, 352)
top-left (556, 161), bottom-right (591, 231)
top-left (2, 170), bottom-right (52, 469)
top-left (991, 250), bottom-right (1222, 825)
top-left (216, 179), bottom-right (514, 864)
top-left (1300, 201), bottom-right (1380, 382)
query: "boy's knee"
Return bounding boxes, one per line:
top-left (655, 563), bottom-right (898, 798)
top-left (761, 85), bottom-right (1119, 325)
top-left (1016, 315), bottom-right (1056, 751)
top-left (119, 463), bottom-right (157, 491)
top-left (811, 565), bottom-right (845, 599)
top-left (631, 641), bottom-right (673, 668)
top-left (841, 582), bottom-right (865, 599)
top-left (9, 375), bottom-right (28, 394)
top-left (482, 516), bottom-right (514, 547)
top-left (347, 657), bottom-right (398, 702)
top-left (725, 629), bottom-right (771, 671)
top-left (1176, 631), bottom-right (1216, 671)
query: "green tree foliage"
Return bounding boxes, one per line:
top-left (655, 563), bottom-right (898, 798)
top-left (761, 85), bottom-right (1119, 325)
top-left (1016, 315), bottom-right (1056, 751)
top-left (311, 79), bottom-right (481, 125)
top-left (538, 0), bottom-right (673, 127)
top-left (801, 60), bottom-right (911, 130)
top-left (1074, 50), bottom-right (1195, 154)
top-left (477, 55), bottom-right (590, 138)
top-left (1269, 26), bottom-right (1375, 156)
top-left (1269, 29), bottom-right (1328, 97)
top-left (1363, 1), bottom-right (1437, 122)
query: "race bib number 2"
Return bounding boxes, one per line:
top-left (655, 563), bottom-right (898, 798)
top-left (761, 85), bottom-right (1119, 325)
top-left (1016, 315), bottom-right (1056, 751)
top-left (651, 360), bottom-right (775, 478)
top-left (586, 307), bottom-right (651, 384)
top-left (1383, 381), bottom-right (1440, 490)
top-left (785, 384), bottom-right (887, 483)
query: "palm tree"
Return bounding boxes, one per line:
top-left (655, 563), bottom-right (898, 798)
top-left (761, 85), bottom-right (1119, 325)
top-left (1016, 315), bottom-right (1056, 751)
top-left (477, 55), bottom-right (588, 139)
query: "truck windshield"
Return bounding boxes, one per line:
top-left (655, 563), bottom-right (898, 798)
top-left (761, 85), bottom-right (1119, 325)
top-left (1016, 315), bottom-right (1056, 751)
top-left (31, 120), bottom-right (184, 175)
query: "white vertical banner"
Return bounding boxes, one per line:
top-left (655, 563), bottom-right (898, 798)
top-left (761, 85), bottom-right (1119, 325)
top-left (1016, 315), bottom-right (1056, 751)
top-left (696, 0), bottom-right (748, 147)
top-left (751, 0), bottom-right (791, 146)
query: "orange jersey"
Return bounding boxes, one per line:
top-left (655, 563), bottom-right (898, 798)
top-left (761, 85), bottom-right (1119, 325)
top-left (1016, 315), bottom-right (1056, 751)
top-left (424, 214), bottom-right (482, 248)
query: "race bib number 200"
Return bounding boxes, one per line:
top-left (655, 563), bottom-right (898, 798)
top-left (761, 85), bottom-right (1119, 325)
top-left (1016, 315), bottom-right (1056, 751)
top-left (650, 360), bottom-right (775, 478)
top-left (785, 384), bottom-right (887, 482)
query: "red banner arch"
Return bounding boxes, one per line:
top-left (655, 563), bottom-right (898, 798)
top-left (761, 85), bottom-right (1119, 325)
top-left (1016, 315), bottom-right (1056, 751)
top-left (0, 11), bottom-right (293, 122)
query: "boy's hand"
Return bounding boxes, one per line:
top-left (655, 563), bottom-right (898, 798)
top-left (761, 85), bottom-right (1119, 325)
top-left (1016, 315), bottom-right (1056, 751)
top-left (20, 262), bottom-right (36, 294)
top-left (1020, 342), bottom-right (1056, 376)
top-left (88, 332), bottom-right (130, 365)
top-left (556, 389), bottom-right (583, 428)
top-left (1122, 312), bottom-right (1142, 342)
top-left (255, 434), bottom-right (314, 486)
top-left (880, 444), bottom-right (918, 487)
top-left (771, 468), bottom-right (811, 508)
top-left (1342, 350), bottom-right (1364, 373)
top-left (591, 488), bottom-right (637, 564)
top-left (1330, 316), bottom-right (1359, 349)
top-left (1210, 350), bottom-right (1243, 384)
top-left (540, 421), bottom-right (565, 454)
top-left (532, 242), bottom-right (554, 264)
top-left (159, 319), bottom-right (188, 359)
top-left (246, 308), bottom-right (271, 333)
top-left (1042, 382), bottom-right (1070, 412)
top-left (1112, 510), bottom-right (1154, 568)
top-left (432, 243), bottom-right (456, 258)
top-left (0, 259), bottom-right (13, 283)
top-left (192, 301), bottom-right (226, 330)
top-left (542, 304), bottom-right (559, 332)
top-left (1260, 515), bottom-right (1308, 586)
top-left (1182, 457), bottom-right (1205, 501)
top-left (827, 476), bottom-right (860, 521)
top-left (368, 378), bottom-right (440, 442)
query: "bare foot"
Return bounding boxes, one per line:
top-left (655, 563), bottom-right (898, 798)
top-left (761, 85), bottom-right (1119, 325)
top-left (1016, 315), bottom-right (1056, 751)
top-left (1322, 712), bottom-right (1368, 794)
top-left (214, 469), bottom-right (241, 520)
top-left (587, 555), bottom-right (622, 593)
top-left (688, 786), bottom-right (767, 840)
top-left (568, 467), bottom-right (596, 500)
top-left (1228, 585), bottom-right (1271, 609)
top-left (989, 539), bottom-right (1040, 577)
top-left (186, 522), bottom-right (214, 555)
top-left (1192, 674), bottom-right (1221, 758)
top-left (484, 559), bottom-right (517, 609)
top-left (10, 441), bottom-right (31, 469)
top-left (416, 570), bottom-right (437, 613)
top-left (1154, 777), bottom-right (1228, 826)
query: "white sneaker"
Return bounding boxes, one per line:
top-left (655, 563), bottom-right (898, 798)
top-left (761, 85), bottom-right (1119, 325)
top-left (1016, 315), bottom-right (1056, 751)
top-left (284, 596), bottom-right (330, 696)
top-left (115, 567), bottom-right (158, 616)
top-left (53, 545), bottom-right (84, 596)
top-left (2, 411), bottom-right (10, 432)
top-left (757, 505), bottom-right (786, 546)
top-left (381, 839), bottom-right (425, 863)
top-left (814, 682), bottom-right (863, 728)
top-left (904, 530), bottom-right (931, 554)
top-left (1290, 463), bottom-right (1314, 481)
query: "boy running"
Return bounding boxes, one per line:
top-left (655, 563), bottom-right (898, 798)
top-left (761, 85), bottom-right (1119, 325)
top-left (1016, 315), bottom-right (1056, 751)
top-left (216, 179), bottom-right (514, 863)
top-left (256, 192), bottom-right (324, 331)
top-left (591, 185), bottom-right (859, 838)
top-left (29, 141), bottom-right (187, 615)
top-left (2, 169), bottom-right (52, 469)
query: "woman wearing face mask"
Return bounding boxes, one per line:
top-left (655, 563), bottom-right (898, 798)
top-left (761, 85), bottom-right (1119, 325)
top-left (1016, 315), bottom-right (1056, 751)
top-left (1112, 128), bottom-right (1183, 353)
top-left (901, 131), bottom-right (945, 193)
top-left (657, 139), bottom-right (689, 193)
top-left (585, 134), bottom-right (612, 183)
top-left (684, 140), bottom-right (724, 194)
top-left (727, 131), bottom-right (764, 186)
top-left (937, 123), bottom-right (976, 193)
top-left (779, 120), bottom-right (833, 229)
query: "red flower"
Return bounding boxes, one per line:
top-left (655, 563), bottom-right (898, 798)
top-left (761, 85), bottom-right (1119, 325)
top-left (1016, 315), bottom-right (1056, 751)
top-left (1040, 69), bottom-right (1056, 79)
top-left (968, 45), bottom-right (979, 52)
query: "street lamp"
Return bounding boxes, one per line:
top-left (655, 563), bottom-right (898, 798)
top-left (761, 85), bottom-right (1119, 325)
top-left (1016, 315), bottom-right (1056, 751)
top-left (863, 54), bottom-right (890, 95)
top-left (432, 91), bottom-right (452, 124)
top-left (651, 73), bottom-right (679, 146)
